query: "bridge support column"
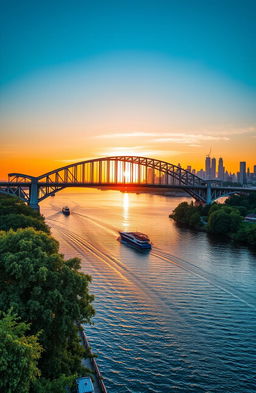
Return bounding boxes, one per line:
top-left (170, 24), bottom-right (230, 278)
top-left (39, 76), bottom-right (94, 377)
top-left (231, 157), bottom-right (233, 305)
top-left (29, 178), bottom-right (40, 212)
top-left (206, 182), bottom-right (212, 204)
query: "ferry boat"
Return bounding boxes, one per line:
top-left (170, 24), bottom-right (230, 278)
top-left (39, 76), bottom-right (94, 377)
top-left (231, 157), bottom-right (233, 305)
top-left (62, 206), bottom-right (70, 216)
top-left (119, 231), bottom-right (152, 249)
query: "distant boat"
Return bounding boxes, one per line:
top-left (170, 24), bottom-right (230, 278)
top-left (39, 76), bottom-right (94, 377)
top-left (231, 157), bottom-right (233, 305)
top-left (119, 231), bottom-right (152, 249)
top-left (62, 206), bottom-right (70, 216)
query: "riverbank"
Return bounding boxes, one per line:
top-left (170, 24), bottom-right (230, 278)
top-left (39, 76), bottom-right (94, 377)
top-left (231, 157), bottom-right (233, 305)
top-left (169, 192), bottom-right (256, 248)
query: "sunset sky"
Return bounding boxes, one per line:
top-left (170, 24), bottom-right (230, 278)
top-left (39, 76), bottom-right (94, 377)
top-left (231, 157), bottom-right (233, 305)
top-left (0, 0), bottom-right (255, 179)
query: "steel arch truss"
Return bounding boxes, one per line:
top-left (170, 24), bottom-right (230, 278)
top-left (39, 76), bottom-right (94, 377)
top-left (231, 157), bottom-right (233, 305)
top-left (35, 156), bottom-right (208, 202)
top-left (1, 156), bottom-right (254, 208)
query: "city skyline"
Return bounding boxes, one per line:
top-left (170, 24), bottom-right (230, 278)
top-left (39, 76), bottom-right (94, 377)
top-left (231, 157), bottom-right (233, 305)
top-left (0, 0), bottom-right (256, 178)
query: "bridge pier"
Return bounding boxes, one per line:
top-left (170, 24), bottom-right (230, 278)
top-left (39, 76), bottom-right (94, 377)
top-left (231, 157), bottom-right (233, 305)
top-left (29, 179), bottom-right (40, 212)
top-left (206, 182), bottom-right (212, 204)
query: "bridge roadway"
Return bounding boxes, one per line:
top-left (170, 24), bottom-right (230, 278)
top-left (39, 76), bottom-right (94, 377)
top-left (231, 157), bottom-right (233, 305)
top-left (0, 180), bottom-right (255, 208)
top-left (0, 181), bottom-right (254, 190)
top-left (1, 181), bottom-right (254, 193)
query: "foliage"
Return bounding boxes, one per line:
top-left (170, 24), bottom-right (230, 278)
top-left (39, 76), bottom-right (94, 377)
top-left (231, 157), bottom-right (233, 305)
top-left (170, 202), bottom-right (201, 229)
top-left (31, 374), bottom-right (77, 393)
top-left (232, 223), bottom-right (256, 246)
top-left (0, 228), bottom-right (95, 379)
top-left (0, 196), bottom-right (49, 233)
top-left (170, 192), bottom-right (256, 247)
top-left (207, 209), bottom-right (241, 235)
top-left (189, 211), bottom-right (201, 228)
top-left (0, 195), bottom-right (40, 218)
top-left (0, 213), bottom-right (50, 233)
top-left (0, 310), bottom-right (42, 393)
top-left (225, 192), bottom-right (256, 214)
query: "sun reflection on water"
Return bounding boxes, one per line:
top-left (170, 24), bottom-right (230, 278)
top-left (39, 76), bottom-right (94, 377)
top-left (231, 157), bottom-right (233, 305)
top-left (122, 193), bottom-right (129, 227)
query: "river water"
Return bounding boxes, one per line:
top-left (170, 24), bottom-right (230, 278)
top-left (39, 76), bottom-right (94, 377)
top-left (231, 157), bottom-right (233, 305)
top-left (41, 189), bottom-right (256, 393)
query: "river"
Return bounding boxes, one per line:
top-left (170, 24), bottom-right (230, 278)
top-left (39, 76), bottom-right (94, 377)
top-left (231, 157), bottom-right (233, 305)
top-left (41, 189), bottom-right (256, 393)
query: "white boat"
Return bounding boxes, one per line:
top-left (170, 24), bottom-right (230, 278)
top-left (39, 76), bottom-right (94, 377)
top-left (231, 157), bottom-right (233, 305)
top-left (119, 231), bottom-right (152, 249)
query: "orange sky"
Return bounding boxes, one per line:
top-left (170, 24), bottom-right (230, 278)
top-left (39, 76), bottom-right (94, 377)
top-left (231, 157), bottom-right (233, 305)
top-left (1, 127), bottom-right (255, 180)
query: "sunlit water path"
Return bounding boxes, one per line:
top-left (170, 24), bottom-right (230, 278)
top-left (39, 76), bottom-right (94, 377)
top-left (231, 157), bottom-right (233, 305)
top-left (41, 190), bottom-right (256, 393)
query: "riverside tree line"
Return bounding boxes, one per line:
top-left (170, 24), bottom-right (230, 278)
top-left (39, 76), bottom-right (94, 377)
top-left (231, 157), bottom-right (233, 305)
top-left (0, 196), bottom-right (95, 393)
top-left (170, 192), bottom-right (256, 247)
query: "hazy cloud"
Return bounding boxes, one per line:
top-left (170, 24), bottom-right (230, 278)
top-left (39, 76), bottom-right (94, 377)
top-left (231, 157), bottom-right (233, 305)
top-left (92, 126), bottom-right (255, 142)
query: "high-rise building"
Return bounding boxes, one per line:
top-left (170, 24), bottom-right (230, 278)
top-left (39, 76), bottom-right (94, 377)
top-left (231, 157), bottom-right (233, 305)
top-left (218, 158), bottom-right (224, 180)
top-left (254, 165), bottom-right (256, 175)
top-left (197, 169), bottom-right (205, 179)
top-left (205, 156), bottom-right (211, 179)
top-left (186, 165), bottom-right (192, 172)
top-left (211, 158), bottom-right (216, 179)
top-left (239, 162), bottom-right (247, 185)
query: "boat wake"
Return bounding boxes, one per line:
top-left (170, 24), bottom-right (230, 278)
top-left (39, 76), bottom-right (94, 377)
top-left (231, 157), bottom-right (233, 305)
top-left (152, 248), bottom-right (256, 310)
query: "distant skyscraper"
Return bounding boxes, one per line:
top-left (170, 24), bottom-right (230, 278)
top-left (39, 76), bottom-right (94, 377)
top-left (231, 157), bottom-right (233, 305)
top-left (239, 162), bottom-right (247, 185)
top-left (218, 158), bottom-right (224, 180)
top-left (205, 156), bottom-right (211, 179)
top-left (254, 165), bottom-right (256, 175)
top-left (187, 165), bottom-right (192, 172)
top-left (211, 158), bottom-right (216, 179)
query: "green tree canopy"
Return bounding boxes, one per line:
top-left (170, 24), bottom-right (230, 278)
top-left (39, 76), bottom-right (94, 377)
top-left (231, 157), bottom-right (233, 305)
top-left (0, 310), bottom-right (42, 393)
top-left (0, 196), bottom-right (41, 218)
top-left (170, 202), bottom-right (201, 228)
top-left (208, 209), bottom-right (242, 235)
top-left (0, 228), bottom-right (94, 379)
top-left (0, 213), bottom-right (50, 233)
top-left (232, 223), bottom-right (256, 246)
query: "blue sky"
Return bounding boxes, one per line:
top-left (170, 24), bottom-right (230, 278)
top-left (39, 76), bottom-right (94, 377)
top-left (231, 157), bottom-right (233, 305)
top-left (0, 0), bottom-right (255, 176)
top-left (1, 0), bottom-right (256, 88)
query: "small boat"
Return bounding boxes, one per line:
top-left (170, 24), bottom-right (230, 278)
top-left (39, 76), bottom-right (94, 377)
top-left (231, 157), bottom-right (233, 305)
top-left (75, 377), bottom-right (94, 393)
top-left (119, 231), bottom-right (152, 249)
top-left (62, 206), bottom-right (70, 216)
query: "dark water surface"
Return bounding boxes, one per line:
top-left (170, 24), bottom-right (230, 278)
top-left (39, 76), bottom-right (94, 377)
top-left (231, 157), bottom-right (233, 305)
top-left (41, 190), bottom-right (256, 393)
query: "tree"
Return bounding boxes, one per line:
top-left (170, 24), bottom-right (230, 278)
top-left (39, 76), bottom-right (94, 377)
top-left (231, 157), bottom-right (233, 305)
top-left (32, 375), bottom-right (76, 393)
top-left (207, 203), bottom-right (221, 217)
top-left (170, 202), bottom-right (202, 229)
top-left (189, 211), bottom-right (201, 228)
top-left (208, 210), bottom-right (231, 234)
top-left (0, 228), bottom-right (94, 379)
top-left (229, 211), bottom-right (242, 232)
top-left (170, 202), bottom-right (190, 224)
top-left (233, 223), bottom-right (256, 246)
top-left (0, 196), bottom-right (41, 218)
top-left (207, 208), bottom-right (241, 235)
top-left (0, 310), bottom-right (42, 393)
top-left (0, 213), bottom-right (49, 233)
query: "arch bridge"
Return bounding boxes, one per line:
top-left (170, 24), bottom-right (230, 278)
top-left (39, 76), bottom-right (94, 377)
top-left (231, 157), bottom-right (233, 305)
top-left (0, 156), bottom-right (254, 210)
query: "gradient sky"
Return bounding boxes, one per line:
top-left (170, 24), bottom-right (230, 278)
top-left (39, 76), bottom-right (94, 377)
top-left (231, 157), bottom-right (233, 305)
top-left (0, 0), bottom-right (255, 179)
